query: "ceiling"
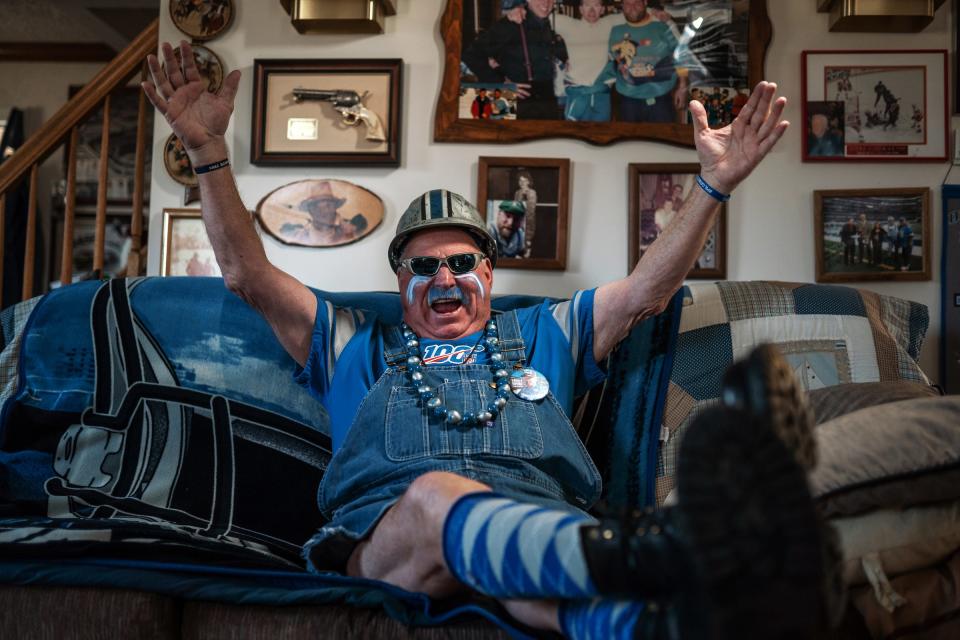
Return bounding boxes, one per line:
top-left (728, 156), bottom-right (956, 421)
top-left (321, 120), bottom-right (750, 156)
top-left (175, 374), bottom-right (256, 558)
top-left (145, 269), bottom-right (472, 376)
top-left (0, 0), bottom-right (159, 52)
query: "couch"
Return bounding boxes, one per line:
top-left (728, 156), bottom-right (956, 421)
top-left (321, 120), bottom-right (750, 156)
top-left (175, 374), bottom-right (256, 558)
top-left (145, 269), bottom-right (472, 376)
top-left (0, 277), bottom-right (956, 639)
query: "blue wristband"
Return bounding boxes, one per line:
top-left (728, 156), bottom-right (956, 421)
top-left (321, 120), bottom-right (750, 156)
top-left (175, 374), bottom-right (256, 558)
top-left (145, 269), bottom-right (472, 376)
top-left (695, 175), bottom-right (730, 203)
top-left (193, 158), bottom-right (230, 174)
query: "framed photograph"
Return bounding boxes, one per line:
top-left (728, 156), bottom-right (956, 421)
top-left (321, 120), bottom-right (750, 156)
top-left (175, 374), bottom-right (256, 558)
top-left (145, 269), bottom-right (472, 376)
top-left (435, 0), bottom-right (771, 146)
top-left (255, 178), bottom-right (384, 248)
top-left (802, 50), bottom-right (948, 162)
top-left (250, 58), bottom-right (402, 166)
top-left (628, 163), bottom-right (726, 279)
top-left (477, 156), bottom-right (570, 270)
top-left (67, 85), bottom-right (153, 209)
top-left (940, 184), bottom-right (960, 392)
top-left (50, 215), bottom-right (134, 284)
top-left (160, 208), bottom-right (222, 277)
top-left (814, 188), bottom-right (930, 283)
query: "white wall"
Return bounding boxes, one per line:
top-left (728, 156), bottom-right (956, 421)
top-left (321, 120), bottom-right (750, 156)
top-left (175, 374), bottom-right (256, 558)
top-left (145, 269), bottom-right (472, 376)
top-left (147, 0), bottom-right (954, 378)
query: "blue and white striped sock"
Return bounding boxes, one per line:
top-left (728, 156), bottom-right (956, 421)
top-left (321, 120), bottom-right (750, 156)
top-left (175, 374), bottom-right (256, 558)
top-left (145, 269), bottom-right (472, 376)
top-left (441, 493), bottom-right (599, 599)
top-left (559, 599), bottom-right (647, 640)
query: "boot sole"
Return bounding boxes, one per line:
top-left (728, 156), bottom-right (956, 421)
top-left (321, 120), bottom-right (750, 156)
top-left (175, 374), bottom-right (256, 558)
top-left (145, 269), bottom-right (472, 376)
top-left (674, 411), bottom-right (827, 640)
top-left (723, 343), bottom-right (818, 471)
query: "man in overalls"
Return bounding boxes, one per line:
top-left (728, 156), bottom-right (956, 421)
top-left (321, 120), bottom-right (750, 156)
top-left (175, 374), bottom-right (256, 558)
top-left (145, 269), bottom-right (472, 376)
top-left (143, 41), bottom-right (833, 639)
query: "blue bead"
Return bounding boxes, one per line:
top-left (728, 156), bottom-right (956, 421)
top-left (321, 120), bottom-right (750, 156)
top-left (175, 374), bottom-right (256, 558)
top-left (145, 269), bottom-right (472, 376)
top-left (433, 406), bottom-right (448, 418)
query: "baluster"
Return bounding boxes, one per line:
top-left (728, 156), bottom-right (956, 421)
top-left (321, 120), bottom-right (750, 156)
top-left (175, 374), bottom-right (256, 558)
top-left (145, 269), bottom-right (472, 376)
top-left (61, 127), bottom-right (79, 286)
top-left (93, 94), bottom-right (110, 277)
top-left (128, 66), bottom-right (149, 277)
top-left (21, 164), bottom-right (38, 300)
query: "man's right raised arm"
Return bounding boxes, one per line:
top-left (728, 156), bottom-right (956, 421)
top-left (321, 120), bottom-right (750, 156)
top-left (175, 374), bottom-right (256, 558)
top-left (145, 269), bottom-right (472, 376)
top-left (143, 41), bottom-right (317, 366)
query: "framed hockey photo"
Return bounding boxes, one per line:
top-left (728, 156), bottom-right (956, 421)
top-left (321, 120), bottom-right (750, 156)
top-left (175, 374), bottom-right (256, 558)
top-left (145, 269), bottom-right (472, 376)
top-left (814, 188), bottom-right (931, 283)
top-left (802, 50), bottom-right (948, 162)
top-left (477, 156), bottom-right (570, 270)
top-left (436, 0), bottom-right (772, 147)
top-left (250, 58), bottom-right (402, 166)
top-left (628, 163), bottom-right (726, 279)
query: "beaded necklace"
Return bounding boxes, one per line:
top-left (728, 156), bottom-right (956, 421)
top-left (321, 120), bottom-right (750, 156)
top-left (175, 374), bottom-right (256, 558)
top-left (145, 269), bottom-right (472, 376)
top-left (401, 318), bottom-right (512, 426)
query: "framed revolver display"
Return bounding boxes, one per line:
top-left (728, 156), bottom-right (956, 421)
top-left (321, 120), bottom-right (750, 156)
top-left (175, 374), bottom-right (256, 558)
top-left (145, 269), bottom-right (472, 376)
top-left (250, 58), bottom-right (402, 166)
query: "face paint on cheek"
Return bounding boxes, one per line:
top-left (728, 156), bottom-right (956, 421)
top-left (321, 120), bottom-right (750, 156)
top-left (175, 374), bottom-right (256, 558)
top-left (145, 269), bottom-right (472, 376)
top-left (406, 275), bottom-right (432, 306)
top-left (455, 272), bottom-right (485, 300)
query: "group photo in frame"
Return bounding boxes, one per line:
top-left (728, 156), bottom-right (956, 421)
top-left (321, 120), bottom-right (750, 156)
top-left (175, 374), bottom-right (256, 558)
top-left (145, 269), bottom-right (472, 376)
top-left (436, 0), bottom-right (771, 146)
top-left (250, 58), bottom-right (402, 166)
top-left (477, 156), bottom-right (570, 270)
top-left (628, 163), bottom-right (726, 279)
top-left (801, 50), bottom-right (948, 162)
top-left (813, 188), bottom-right (931, 283)
top-left (160, 208), bottom-right (222, 277)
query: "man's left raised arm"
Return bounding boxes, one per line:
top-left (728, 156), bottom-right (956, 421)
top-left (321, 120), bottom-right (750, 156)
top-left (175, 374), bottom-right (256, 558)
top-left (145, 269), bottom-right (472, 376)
top-left (592, 81), bottom-right (789, 362)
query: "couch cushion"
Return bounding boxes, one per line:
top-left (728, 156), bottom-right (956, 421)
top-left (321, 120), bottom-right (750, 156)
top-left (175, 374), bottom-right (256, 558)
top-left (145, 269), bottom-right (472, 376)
top-left (850, 547), bottom-right (960, 640)
top-left (0, 585), bottom-right (178, 639)
top-left (812, 396), bottom-right (960, 517)
top-left (656, 281), bottom-right (930, 506)
top-left (833, 500), bottom-right (960, 586)
top-left (807, 380), bottom-right (941, 425)
top-left (182, 601), bottom-right (507, 639)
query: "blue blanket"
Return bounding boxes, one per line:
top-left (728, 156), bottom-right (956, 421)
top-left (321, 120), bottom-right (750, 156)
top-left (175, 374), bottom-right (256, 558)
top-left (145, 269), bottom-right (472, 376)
top-left (0, 277), bottom-right (681, 632)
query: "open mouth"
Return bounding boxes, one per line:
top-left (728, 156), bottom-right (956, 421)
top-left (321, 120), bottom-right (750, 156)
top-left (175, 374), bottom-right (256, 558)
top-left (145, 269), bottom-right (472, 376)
top-left (430, 300), bottom-right (463, 315)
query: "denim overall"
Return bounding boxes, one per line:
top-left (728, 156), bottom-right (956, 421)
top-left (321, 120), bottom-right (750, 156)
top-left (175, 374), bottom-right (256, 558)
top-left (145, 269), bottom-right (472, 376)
top-left (305, 311), bottom-right (602, 570)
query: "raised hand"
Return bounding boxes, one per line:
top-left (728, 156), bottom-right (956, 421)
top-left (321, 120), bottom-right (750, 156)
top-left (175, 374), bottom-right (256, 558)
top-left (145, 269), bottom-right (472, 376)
top-left (690, 81), bottom-right (789, 195)
top-left (142, 41), bottom-right (241, 159)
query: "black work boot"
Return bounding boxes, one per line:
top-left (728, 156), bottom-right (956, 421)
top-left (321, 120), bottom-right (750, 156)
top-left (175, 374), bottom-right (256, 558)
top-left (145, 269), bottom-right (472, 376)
top-left (580, 407), bottom-right (834, 639)
top-left (721, 343), bottom-right (818, 471)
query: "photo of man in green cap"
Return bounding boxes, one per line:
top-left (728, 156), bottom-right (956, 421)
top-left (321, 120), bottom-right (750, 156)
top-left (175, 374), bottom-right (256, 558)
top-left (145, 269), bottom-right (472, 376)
top-left (488, 199), bottom-right (528, 259)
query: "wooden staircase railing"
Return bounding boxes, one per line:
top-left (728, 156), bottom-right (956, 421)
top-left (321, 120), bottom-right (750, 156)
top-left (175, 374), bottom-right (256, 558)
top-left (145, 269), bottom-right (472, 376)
top-left (0, 18), bottom-right (158, 305)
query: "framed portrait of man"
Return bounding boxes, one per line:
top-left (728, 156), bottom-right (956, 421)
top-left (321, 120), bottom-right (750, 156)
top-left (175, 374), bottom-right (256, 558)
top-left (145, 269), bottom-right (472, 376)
top-left (628, 163), bottom-right (726, 279)
top-left (477, 156), bottom-right (570, 270)
top-left (436, 0), bottom-right (771, 146)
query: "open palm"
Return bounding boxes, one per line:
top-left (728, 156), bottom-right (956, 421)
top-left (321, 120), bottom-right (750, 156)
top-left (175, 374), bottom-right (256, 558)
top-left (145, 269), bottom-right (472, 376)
top-left (142, 41), bottom-right (241, 152)
top-left (690, 82), bottom-right (788, 195)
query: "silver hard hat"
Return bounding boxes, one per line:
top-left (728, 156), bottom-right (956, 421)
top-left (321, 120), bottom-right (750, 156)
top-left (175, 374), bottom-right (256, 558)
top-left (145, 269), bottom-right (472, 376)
top-left (388, 189), bottom-right (498, 272)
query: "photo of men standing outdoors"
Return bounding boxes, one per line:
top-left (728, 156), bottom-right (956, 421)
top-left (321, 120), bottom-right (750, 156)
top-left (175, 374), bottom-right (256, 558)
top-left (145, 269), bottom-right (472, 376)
top-left (458, 0), bottom-right (751, 124)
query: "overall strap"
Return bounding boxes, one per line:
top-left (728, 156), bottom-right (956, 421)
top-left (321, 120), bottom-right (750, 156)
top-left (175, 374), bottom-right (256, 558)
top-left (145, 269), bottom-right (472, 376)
top-left (382, 323), bottom-right (409, 368)
top-left (493, 309), bottom-right (526, 366)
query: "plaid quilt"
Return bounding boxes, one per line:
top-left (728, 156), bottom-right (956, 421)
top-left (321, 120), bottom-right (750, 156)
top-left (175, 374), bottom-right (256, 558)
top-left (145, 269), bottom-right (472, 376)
top-left (655, 281), bottom-right (930, 506)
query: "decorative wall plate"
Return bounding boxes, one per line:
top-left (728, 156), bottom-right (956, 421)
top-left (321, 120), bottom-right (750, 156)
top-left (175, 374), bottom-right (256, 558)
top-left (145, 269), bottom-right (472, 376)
top-left (169, 0), bottom-right (235, 42)
top-left (255, 179), bottom-right (383, 248)
top-left (165, 44), bottom-right (225, 94)
top-left (163, 133), bottom-right (198, 187)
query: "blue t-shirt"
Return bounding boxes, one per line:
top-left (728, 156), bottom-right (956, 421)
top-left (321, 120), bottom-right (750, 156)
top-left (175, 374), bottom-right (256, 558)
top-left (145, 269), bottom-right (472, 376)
top-left (295, 290), bottom-right (605, 452)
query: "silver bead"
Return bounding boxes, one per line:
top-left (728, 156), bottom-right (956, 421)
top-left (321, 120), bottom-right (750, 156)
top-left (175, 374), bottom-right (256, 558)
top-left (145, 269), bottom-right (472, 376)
top-left (406, 338), bottom-right (419, 349)
top-left (486, 336), bottom-right (499, 346)
top-left (416, 385), bottom-right (432, 395)
top-left (499, 383), bottom-right (512, 394)
top-left (494, 369), bottom-right (509, 379)
top-left (410, 371), bottom-right (424, 382)
top-left (427, 397), bottom-right (442, 409)
top-left (494, 397), bottom-right (507, 409)
top-left (406, 355), bottom-right (421, 366)
top-left (490, 353), bottom-right (503, 363)
top-left (486, 321), bottom-right (497, 331)
top-left (446, 410), bottom-right (462, 424)
top-left (477, 411), bottom-right (493, 422)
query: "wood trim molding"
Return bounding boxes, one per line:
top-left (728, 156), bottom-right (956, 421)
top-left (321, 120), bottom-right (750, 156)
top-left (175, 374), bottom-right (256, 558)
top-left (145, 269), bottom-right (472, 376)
top-left (0, 42), bottom-right (117, 63)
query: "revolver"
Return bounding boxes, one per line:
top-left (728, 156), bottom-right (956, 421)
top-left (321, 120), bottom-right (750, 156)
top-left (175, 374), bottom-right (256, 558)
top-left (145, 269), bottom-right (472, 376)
top-left (291, 88), bottom-right (386, 142)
